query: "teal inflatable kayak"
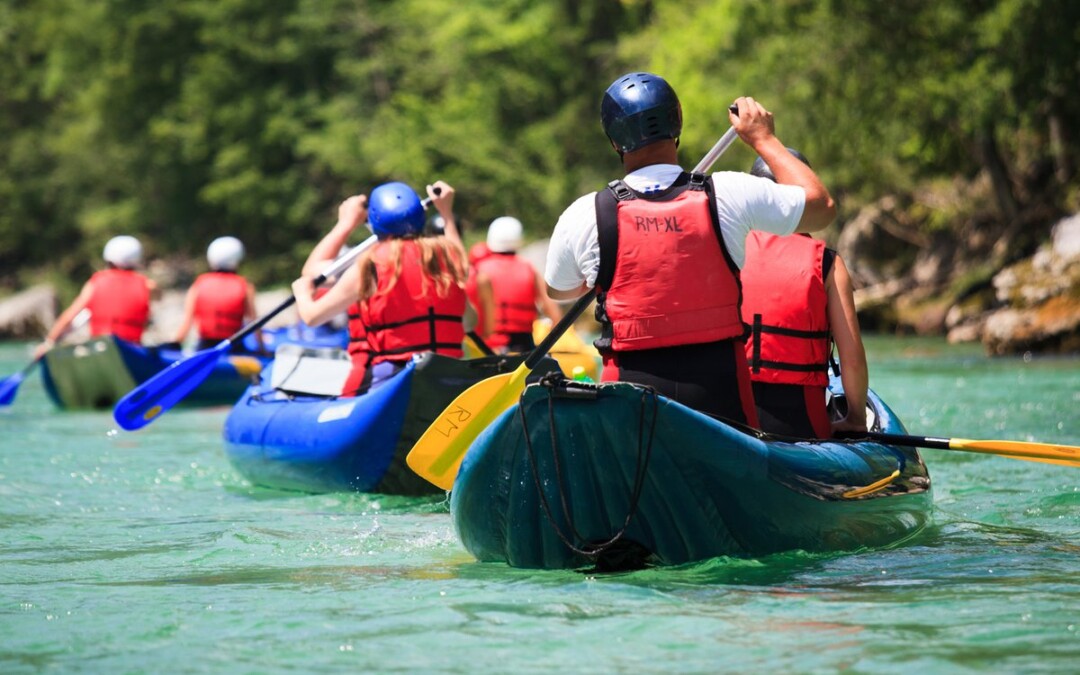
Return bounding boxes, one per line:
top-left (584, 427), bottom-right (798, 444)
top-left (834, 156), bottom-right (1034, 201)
top-left (450, 376), bottom-right (932, 570)
top-left (40, 336), bottom-right (266, 409)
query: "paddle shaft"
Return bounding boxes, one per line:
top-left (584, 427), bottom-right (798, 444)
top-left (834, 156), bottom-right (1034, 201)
top-left (693, 108), bottom-right (739, 174)
top-left (841, 431), bottom-right (1080, 467)
top-left (524, 291), bottom-right (597, 369)
top-left (850, 431), bottom-right (955, 450)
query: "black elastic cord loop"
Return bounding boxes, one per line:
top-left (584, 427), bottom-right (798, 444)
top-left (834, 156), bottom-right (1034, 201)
top-left (519, 379), bottom-right (659, 561)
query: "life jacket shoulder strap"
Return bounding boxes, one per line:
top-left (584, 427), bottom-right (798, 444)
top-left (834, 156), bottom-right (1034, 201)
top-left (594, 180), bottom-right (629, 292)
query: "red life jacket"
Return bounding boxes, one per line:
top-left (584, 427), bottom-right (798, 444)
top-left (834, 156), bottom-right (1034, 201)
top-left (342, 300), bottom-right (371, 396)
top-left (86, 268), bottom-right (150, 343)
top-left (474, 253), bottom-right (537, 348)
top-left (594, 172), bottom-right (744, 353)
top-left (741, 232), bottom-right (830, 386)
top-left (359, 240), bottom-right (466, 364)
top-left (192, 271), bottom-right (248, 340)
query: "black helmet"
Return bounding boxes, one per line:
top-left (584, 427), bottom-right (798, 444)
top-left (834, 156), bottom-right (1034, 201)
top-left (750, 147), bottom-right (811, 182)
top-left (600, 72), bottom-right (682, 154)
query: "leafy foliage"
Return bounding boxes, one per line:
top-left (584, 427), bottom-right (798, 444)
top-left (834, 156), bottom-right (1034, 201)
top-left (1, 0), bottom-right (1077, 290)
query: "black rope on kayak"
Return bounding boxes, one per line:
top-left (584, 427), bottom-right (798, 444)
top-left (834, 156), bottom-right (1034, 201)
top-left (518, 373), bottom-right (659, 560)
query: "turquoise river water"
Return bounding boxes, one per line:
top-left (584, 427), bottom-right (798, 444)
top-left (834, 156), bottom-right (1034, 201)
top-left (1, 337), bottom-right (1078, 673)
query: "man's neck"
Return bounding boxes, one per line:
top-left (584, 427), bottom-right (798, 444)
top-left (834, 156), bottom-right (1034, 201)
top-left (621, 141), bottom-right (679, 173)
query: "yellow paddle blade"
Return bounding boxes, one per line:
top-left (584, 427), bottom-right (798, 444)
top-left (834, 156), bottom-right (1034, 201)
top-left (950, 438), bottom-right (1080, 468)
top-left (228, 355), bottom-right (264, 378)
top-left (407, 364), bottom-right (531, 490)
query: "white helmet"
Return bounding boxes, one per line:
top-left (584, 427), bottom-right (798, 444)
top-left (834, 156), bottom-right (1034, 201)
top-left (102, 235), bottom-right (143, 269)
top-left (207, 236), bottom-right (245, 271)
top-left (487, 216), bottom-right (524, 253)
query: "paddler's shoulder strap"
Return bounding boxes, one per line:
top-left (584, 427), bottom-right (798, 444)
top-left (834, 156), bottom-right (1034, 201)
top-left (595, 179), bottom-right (634, 291)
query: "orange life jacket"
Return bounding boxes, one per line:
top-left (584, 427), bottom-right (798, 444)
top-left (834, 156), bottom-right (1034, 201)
top-left (741, 232), bottom-right (830, 386)
top-left (473, 253), bottom-right (537, 348)
top-left (86, 268), bottom-right (150, 343)
top-left (594, 172), bottom-right (744, 353)
top-left (192, 271), bottom-right (248, 340)
top-left (359, 240), bottom-right (466, 364)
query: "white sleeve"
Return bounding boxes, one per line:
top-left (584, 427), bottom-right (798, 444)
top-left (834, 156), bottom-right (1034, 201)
top-left (544, 193), bottom-right (600, 291)
top-left (711, 171), bottom-right (805, 268)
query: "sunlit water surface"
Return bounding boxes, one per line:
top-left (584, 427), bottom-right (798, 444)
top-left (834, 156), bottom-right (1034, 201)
top-left (1, 338), bottom-right (1077, 673)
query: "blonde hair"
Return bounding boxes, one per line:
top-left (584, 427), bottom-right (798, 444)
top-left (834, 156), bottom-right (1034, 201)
top-left (356, 236), bottom-right (467, 301)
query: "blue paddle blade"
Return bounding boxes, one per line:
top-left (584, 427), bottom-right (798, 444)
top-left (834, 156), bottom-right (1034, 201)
top-left (0, 371), bottom-right (26, 406)
top-left (112, 343), bottom-right (228, 431)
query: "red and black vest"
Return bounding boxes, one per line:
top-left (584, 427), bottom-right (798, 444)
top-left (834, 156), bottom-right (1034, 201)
top-left (359, 240), bottom-right (466, 364)
top-left (345, 300), bottom-right (370, 360)
top-left (594, 172), bottom-right (744, 353)
top-left (87, 268), bottom-right (150, 343)
top-left (473, 253), bottom-right (537, 348)
top-left (741, 232), bottom-right (830, 386)
top-left (341, 299), bottom-right (371, 396)
top-left (192, 271), bottom-right (248, 340)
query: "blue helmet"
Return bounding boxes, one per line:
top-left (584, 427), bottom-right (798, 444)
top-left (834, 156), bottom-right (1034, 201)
top-left (600, 72), bottom-right (682, 154)
top-left (750, 148), bottom-right (811, 182)
top-left (368, 182), bottom-right (425, 238)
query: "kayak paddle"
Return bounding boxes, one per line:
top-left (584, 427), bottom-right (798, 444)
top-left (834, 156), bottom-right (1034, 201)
top-left (0, 360), bottom-right (37, 406)
top-left (843, 431), bottom-right (1080, 468)
top-left (406, 122), bottom-right (741, 490)
top-left (0, 308), bottom-right (91, 407)
top-left (112, 237), bottom-right (377, 430)
top-left (407, 289), bottom-right (597, 489)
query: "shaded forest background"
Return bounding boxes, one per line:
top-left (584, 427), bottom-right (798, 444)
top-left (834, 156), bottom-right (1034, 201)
top-left (2, 0), bottom-right (1078, 298)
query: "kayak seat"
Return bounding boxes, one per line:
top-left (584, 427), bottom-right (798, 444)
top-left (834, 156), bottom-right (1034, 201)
top-left (270, 344), bottom-right (352, 397)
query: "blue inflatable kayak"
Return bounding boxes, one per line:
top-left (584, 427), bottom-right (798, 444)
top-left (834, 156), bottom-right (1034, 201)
top-left (450, 376), bottom-right (933, 569)
top-left (40, 336), bottom-right (266, 410)
top-left (222, 352), bottom-right (561, 494)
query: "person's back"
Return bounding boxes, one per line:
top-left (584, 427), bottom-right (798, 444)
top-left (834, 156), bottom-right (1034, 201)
top-left (544, 72), bottom-right (836, 423)
top-left (85, 235), bottom-right (152, 344)
top-left (192, 271), bottom-right (248, 341)
top-left (473, 216), bottom-right (563, 354)
top-left (34, 235), bottom-right (155, 359)
top-left (475, 253), bottom-right (536, 348)
top-left (292, 180), bottom-right (465, 397)
top-left (87, 267), bottom-right (151, 343)
top-left (173, 236), bottom-right (257, 352)
top-left (741, 150), bottom-right (868, 436)
top-left (741, 230), bottom-right (833, 437)
top-left (592, 170), bottom-right (756, 421)
top-left (360, 237), bottom-right (466, 365)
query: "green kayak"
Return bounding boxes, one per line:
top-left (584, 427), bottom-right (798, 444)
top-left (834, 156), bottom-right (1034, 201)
top-left (450, 376), bottom-right (932, 570)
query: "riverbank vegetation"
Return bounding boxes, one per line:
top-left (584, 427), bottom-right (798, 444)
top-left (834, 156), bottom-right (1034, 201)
top-left (2, 0), bottom-right (1078, 337)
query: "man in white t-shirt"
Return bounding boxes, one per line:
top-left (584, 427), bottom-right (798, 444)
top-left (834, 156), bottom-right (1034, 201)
top-left (544, 72), bottom-right (836, 423)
